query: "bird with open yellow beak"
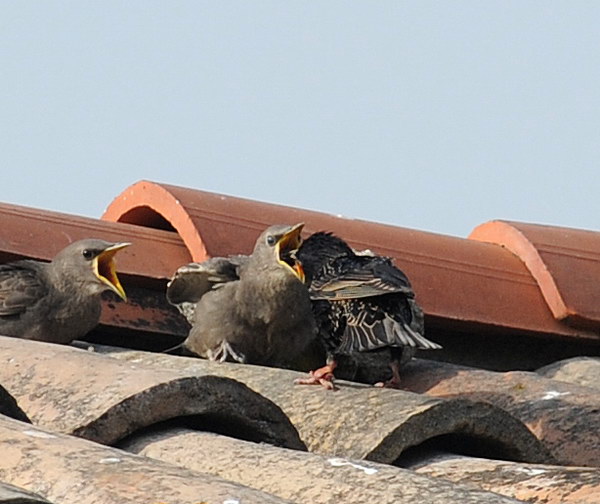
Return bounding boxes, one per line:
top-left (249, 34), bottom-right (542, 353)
top-left (171, 223), bottom-right (316, 366)
top-left (0, 239), bottom-right (130, 344)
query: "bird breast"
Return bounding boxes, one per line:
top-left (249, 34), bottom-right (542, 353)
top-left (236, 268), bottom-right (313, 326)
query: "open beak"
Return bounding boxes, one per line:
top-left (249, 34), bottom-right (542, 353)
top-left (93, 242), bottom-right (130, 300)
top-left (276, 223), bottom-right (305, 283)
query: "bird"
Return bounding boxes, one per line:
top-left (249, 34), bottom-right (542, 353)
top-left (292, 231), bottom-right (441, 389)
top-left (166, 254), bottom-right (248, 325)
top-left (0, 239), bottom-right (130, 344)
top-left (168, 227), bottom-right (440, 388)
top-left (166, 223), bottom-right (316, 366)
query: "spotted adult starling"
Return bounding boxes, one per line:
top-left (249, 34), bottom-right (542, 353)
top-left (0, 239), bottom-right (129, 344)
top-left (167, 224), bottom-right (316, 366)
top-left (294, 232), bottom-right (441, 389)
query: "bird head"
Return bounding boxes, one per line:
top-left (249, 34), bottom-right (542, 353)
top-left (254, 223), bottom-right (305, 282)
top-left (293, 231), bottom-right (355, 283)
top-left (52, 239), bottom-right (130, 300)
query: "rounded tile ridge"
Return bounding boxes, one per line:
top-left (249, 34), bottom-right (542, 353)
top-left (469, 220), bottom-right (568, 321)
top-left (102, 180), bottom-right (209, 261)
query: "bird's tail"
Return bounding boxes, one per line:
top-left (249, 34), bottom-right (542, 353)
top-left (341, 317), bottom-right (442, 354)
top-left (398, 322), bottom-right (442, 350)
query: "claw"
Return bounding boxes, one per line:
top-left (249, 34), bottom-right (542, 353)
top-left (374, 378), bottom-right (401, 389)
top-left (207, 341), bottom-right (246, 364)
top-left (374, 359), bottom-right (402, 388)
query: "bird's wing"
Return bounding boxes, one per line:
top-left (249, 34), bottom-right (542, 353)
top-left (167, 255), bottom-right (247, 303)
top-left (336, 297), bottom-right (441, 354)
top-left (309, 257), bottom-right (415, 300)
top-left (166, 255), bottom-right (248, 323)
top-left (0, 261), bottom-right (47, 317)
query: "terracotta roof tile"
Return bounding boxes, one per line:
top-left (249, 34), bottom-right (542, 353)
top-left (0, 201), bottom-right (190, 281)
top-left (400, 358), bottom-right (600, 467)
top-left (0, 415), bottom-right (289, 504)
top-left (470, 220), bottom-right (600, 330)
top-left (537, 357), bottom-right (600, 390)
top-left (413, 454), bottom-right (600, 504)
top-left (93, 345), bottom-right (553, 466)
top-left (122, 429), bottom-right (526, 504)
top-left (103, 180), bottom-right (600, 341)
top-left (0, 202), bottom-right (190, 342)
top-left (0, 337), bottom-right (303, 450)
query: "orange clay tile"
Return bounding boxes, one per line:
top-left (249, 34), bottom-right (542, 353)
top-left (470, 220), bottom-right (600, 330)
top-left (103, 180), bottom-right (599, 340)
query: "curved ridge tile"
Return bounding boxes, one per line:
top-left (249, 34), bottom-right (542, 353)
top-left (103, 180), bottom-right (210, 262)
top-left (96, 346), bottom-right (555, 466)
top-left (0, 416), bottom-right (290, 504)
top-left (0, 337), bottom-right (304, 451)
top-left (124, 429), bottom-right (531, 504)
top-left (470, 220), bottom-right (600, 330)
top-left (414, 454), bottom-right (600, 504)
top-left (103, 181), bottom-right (599, 340)
top-left (103, 181), bottom-right (598, 339)
top-left (402, 358), bottom-right (600, 467)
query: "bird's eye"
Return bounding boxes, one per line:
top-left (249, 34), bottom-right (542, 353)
top-left (266, 235), bottom-right (277, 246)
top-left (82, 249), bottom-right (94, 260)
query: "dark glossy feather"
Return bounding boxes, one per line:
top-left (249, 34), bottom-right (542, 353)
top-left (296, 232), bottom-right (441, 357)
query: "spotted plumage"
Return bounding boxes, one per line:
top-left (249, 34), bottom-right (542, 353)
top-left (295, 232), bottom-right (441, 388)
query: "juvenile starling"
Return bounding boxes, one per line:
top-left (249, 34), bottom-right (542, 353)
top-left (294, 232), bottom-right (441, 390)
top-left (0, 239), bottom-right (129, 344)
top-left (167, 255), bottom-right (247, 325)
top-left (168, 224), bottom-right (316, 366)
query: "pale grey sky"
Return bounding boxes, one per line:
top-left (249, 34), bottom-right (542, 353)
top-left (2, 2), bottom-right (599, 237)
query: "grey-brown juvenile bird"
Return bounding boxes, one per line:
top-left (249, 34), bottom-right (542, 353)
top-left (0, 239), bottom-right (129, 344)
top-left (167, 224), bottom-right (316, 366)
top-left (166, 254), bottom-right (248, 325)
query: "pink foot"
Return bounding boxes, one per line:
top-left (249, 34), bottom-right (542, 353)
top-left (294, 364), bottom-right (337, 391)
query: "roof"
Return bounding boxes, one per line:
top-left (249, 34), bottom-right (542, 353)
top-left (1, 179), bottom-right (600, 504)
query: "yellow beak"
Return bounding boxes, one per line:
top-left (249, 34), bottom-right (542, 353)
top-left (93, 242), bottom-right (130, 300)
top-left (276, 223), bottom-right (305, 283)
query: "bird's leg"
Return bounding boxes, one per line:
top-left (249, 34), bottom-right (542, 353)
top-left (294, 357), bottom-right (338, 390)
top-left (207, 341), bottom-right (246, 364)
top-left (374, 358), bottom-right (402, 389)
